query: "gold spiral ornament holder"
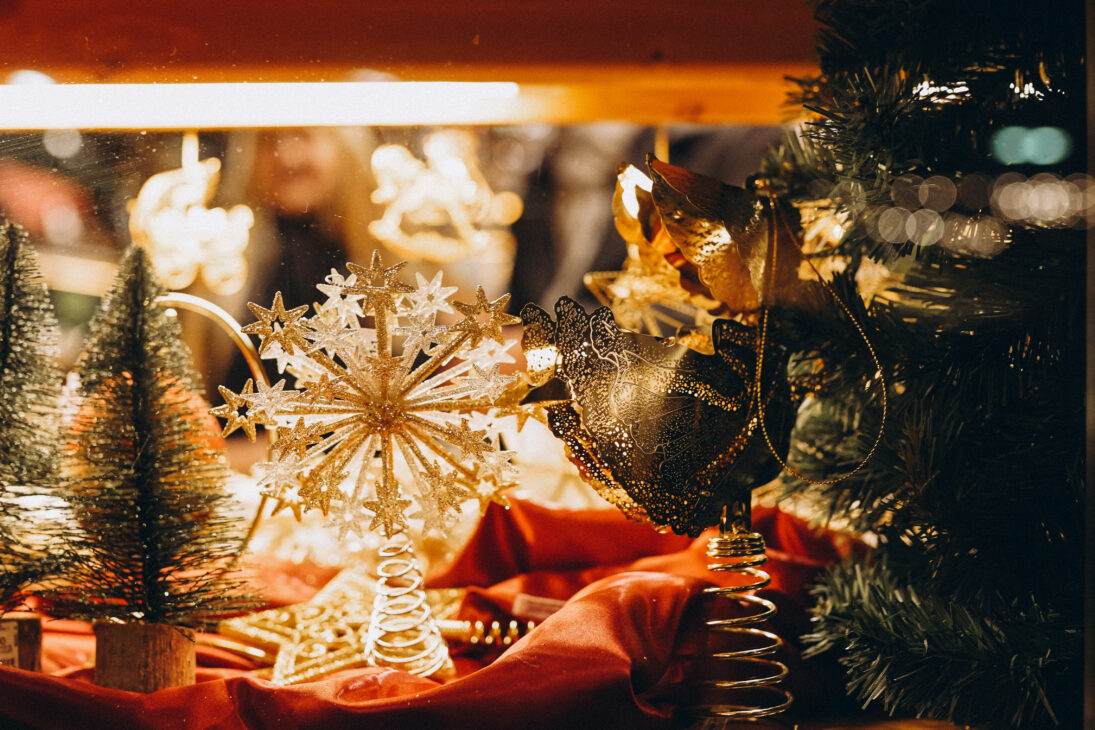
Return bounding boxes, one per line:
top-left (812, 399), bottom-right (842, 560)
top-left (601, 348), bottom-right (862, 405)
top-left (365, 533), bottom-right (452, 678)
top-left (693, 504), bottom-right (793, 722)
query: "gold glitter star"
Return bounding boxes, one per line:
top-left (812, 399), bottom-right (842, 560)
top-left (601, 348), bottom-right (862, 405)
top-left (210, 379), bottom-right (264, 441)
top-left (448, 419), bottom-right (490, 459)
top-left (362, 495), bottom-right (413, 536)
top-left (216, 570), bottom-right (459, 684)
top-left (242, 291), bottom-right (310, 355)
top-left (274, 418), bottom-right (323, 460)
top-left (343, 250), bottom-right (415, 314)
top-left (298, 468), bottom-right (346, 517)
top-left (419, 469), bottom-right (470, 533)
top-left (451, 287), bottom-right (521, 346)
top-left (301, 372), bottom-right (341, 404)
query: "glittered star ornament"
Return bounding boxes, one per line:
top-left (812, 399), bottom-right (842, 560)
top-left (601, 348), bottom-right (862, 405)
top-left (222, 256), bottom-right (527, 542)
top-left (209, 379), bottom-right (265, 441)
top-left (242, 291), bottom-right (310, 355)
top-left (451, 286), bottom-right (520, 346)
top-left (214, 253), bottom-right (531, 679)
top-left (344, 250), bottom-right (415, 313)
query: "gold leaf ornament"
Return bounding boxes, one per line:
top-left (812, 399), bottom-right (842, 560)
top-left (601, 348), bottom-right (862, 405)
top-left (646, 158), bottom-right (818, 316)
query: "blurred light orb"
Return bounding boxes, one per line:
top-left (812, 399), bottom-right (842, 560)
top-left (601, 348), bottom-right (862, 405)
top-left (42, 129), bottom-right (83, 159)
top-left (42, 203), bottom-right (83, 246)
top-left (942, 213), bottom-right (1009, 257)
top-left (991, 172), bottom-right (1027, 220)
top-left (1024, 127), bottom-right (1072, 165)
top-left (831, 180), bottom-right (867, 214)
top-left (991, 126), bottom-right (1028, 165)
top-left (1027, 173), bottom-right (1069, 222)
top-left (907, 209), bottom-right (944, 246)
top-left (1067, 174), bottom-right (1095, 223)
top-left (876, 206), bottom-right (910, 243)
top-left (919, 175), bottom-right (957, 212)
top-left (890, 174), bottom-right (923, 210)
top-left (5, 69), bottom-right (54, 85)
top-left (991, 126), bottom-right (1072, 165)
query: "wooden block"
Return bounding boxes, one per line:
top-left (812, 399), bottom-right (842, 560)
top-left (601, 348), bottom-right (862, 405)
top-left (0, 613), bottom-right (42, 671)
top-left (93, 622), bottom-right (196, 693)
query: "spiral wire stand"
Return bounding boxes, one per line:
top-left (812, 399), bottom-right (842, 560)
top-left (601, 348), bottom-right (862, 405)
top-left (365, 534), bottom-right (451, 678)
top-left (693, 505), bottom-right (793, 722)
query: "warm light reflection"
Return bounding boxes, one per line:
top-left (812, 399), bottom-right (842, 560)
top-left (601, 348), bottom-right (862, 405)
top-left (618, 165), bottom-right (653, 218)
top-left (128, 131), bottom-right (253, 294)
top-left (0, 81), bottom-right (529, 129)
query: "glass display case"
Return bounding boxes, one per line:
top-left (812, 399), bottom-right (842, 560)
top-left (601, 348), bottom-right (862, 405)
top-left (0, 3), bottom-right (1082, 729)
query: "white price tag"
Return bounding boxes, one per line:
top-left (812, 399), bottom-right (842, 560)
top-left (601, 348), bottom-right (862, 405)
top-left (511, 593), bottom-right (566, 622)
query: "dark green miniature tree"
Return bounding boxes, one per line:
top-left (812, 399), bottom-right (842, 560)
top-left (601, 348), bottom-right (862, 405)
top-left (48, 245), bottom-right (249, 629)
top-left (0, 221), bottom-right (65, 611)
top-left (753, 0), bottom-right (1084, 727)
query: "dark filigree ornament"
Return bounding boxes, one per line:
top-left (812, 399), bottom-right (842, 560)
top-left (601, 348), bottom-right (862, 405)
top-left (520, 297), bottom-right (795, 537)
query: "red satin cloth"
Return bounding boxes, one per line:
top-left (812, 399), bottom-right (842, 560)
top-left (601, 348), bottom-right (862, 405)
top-left (1, 500), bottom-right (859, 729)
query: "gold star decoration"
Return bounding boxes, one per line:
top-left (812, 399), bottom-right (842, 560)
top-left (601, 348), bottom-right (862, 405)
top-left (344, 250), bottom-right (416, 315)
top-left (241, 291), bottom-right (311, 355)
top-left (451, 286), bottom-right (521, 346)
top-left (216, 569), bottom-right (463, 684)
top-left (210, 379), bottom-right (267, 441)
top-left (274, 418), bottom-right (322, 460)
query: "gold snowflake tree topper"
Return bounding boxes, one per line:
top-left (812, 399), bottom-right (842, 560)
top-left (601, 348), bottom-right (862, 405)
top-left (212, 251), bottom-right (526, 679)
top-left (214, 250), bottom-right (525, 539)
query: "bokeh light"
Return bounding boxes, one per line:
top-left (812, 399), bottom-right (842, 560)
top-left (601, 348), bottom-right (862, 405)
top-left (942, 213), bottom-right (1009, 257)
top-left (42, 129), bottom-right (83, 160)
top-left (890, 174), bottom-right (923, 210)
top-left (907, 209), bottom-right (944, 246)
top-left (876, 207), bottom-right (910, 243)
top-left (991, 126), bottom-right (1072, 166)
top-left (858, 171), bottom-right (1093, 254)
top-left (919, 175), bottom-right (957, 212)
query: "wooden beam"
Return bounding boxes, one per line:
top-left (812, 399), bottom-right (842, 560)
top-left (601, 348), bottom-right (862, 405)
top-left (0, 1), bottom-right (818, 125)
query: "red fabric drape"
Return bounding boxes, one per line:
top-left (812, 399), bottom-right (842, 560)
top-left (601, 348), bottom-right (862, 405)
top-left (2, 500), bottom-right (859, 729)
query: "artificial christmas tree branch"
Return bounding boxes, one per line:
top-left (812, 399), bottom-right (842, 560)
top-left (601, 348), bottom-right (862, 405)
top-left (0, 221), bottom-right (67, 612)
top-left (747, 1), bottom-right (1085, 726)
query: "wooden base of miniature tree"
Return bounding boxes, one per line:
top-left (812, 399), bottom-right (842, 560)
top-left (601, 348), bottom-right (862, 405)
top-left (0, 613), bottom-right (42, 671)
top-left (93, 622), bottom-right (196, 692)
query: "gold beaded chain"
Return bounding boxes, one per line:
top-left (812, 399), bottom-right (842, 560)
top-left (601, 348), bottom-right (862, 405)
top-left (751, 188), bottom-right (888, 486)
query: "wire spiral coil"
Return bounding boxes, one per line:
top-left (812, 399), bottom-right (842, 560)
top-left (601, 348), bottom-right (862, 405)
top-left (693, 513), bottom-right (793, 721)
top-left (365, 535), bottom-right (451, 678)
